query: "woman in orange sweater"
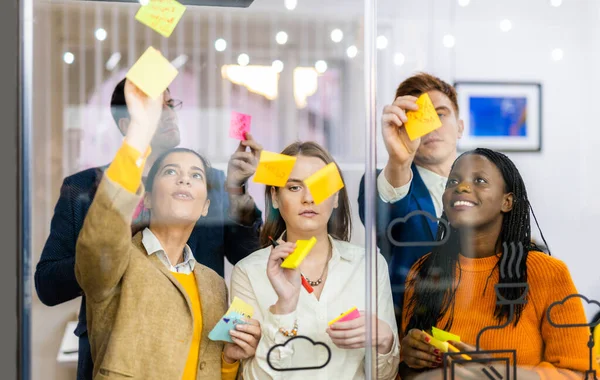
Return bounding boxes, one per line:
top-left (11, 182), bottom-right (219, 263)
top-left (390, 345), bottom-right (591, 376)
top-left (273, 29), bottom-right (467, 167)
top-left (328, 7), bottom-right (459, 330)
top-left (400, 148), bottom-right (595, 379)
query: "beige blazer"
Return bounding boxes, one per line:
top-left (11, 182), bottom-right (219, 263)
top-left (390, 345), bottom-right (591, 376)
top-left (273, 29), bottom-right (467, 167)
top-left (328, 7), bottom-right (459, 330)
top-left (75, 177), bottom-right (227, 380)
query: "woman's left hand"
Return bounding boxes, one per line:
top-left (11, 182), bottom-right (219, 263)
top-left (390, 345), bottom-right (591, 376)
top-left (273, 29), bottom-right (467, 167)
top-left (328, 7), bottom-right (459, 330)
top-left (223, 318), bottom-right (262, 363)
top-left (326, 314), bottom-right (395, 354)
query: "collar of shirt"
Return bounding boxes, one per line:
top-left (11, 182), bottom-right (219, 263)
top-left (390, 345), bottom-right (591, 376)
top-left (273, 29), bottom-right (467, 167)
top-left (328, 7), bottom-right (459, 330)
top-left (276, 231), bottom-right (357, 263)
top-left (142, 228), bottom-right (196, 273)
top-left (416, 165), bottom-right (447, 217)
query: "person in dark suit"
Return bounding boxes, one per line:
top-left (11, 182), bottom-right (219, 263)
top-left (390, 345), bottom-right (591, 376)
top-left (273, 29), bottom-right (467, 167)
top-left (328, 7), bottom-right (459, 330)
top-left (357, 73), bottom-right (464, 325)
top-left (34, 78), bottom-right (263, 380)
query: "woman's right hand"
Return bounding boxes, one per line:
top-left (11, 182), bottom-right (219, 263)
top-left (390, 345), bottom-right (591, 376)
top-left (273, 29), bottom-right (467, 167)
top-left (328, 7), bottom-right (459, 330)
top-left (401, 329), bottom-right (442, 369)
top-left (266, 241), bottom-right (301, 315)
top-left (123, 79), bottom-right (164, 153)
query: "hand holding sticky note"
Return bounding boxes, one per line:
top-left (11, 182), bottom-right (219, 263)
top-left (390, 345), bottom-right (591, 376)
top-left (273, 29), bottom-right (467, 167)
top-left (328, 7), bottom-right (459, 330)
top-left (281, 237), bottom-right (317, 269)
top-left (135, 0), bottom-right (186, 38)
top-left (404, 93), bottom-right (442, 141)
top-left (303, 162), bottom-right (344, 205)
top-left (328, 307), bottom-right (360, 326)
top-left (253, 151), bottom-right (297, 187)
top-left (209, 297), bottom-right (254, 343)
top-left (126, 46), bottom-right (178, 100)
top-left (422, 330), bottom-right (471, 360)
top-left (230, 111), bottom-right (251, 140)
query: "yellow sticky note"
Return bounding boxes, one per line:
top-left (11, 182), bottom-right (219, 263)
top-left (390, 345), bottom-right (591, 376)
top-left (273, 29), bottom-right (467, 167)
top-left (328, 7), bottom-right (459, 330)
top-left (432, 326), bottom-right (461, 343)
top-left (303, 162), bottom-right (344, 205)
top-left (253, 151), bottom-right (297, 187)
top-left (227, 296), bottom-right (254, 319)
top-left (126, 46), bottom-right (178, 100)
top-left (135, 0), bottom-right (186, 38)
top-left (404, 93), bottom-right (442, 141)
top-left (281, 237), bottom-right (317, 269)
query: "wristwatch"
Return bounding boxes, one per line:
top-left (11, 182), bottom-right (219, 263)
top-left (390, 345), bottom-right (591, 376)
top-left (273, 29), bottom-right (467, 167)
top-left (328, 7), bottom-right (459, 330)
top-left (225, 182), bottom-right (246, 195)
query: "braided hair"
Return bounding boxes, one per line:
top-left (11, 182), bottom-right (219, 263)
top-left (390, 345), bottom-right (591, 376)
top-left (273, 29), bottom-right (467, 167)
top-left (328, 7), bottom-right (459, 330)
top-left (404, 148), bottom-right (549, 334)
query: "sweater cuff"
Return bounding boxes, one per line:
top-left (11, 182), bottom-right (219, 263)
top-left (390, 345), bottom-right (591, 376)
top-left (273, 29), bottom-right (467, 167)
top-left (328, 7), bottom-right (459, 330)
top-left (105, 142), bottom-right (151, 194)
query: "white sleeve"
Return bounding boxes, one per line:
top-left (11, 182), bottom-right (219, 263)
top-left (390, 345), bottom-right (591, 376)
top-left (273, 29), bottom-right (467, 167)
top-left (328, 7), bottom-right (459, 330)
top-left (377, 169), bottom-right (413, 204)
top-left (375, 255), bottom-right (401, 379)
top-left (230, 263), bottom-right (298, 380)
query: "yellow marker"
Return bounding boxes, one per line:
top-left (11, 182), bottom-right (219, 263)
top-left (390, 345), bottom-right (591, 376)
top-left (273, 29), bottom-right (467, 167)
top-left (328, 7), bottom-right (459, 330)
top-left (448, 343), bottom-right (472, 361)
top-left (126, 46), bottom-right (178, 100)
top-left (303, 162), bottom-right (344, 205)
top-left (404, 93), bottom-right (442, 141)
top-left (281, 237), bottom-right (317, 269)
top-left (135, 0), bottom-right (186, 38)
top-left (432, 326), bottom-right (461, 343)
top-left (227, 296), bottom-right (254, 319)
top-left (253, 151), bottom-right (297, 187)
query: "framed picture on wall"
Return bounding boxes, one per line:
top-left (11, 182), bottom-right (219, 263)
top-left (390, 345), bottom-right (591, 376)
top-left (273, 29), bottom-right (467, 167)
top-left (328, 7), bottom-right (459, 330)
top-left (454, 81), bottom-right (542, 152)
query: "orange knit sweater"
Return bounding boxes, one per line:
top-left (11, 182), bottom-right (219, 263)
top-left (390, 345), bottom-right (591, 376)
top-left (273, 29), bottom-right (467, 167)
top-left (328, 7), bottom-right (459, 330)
top-left (402, 251), bottom-right (597, 378)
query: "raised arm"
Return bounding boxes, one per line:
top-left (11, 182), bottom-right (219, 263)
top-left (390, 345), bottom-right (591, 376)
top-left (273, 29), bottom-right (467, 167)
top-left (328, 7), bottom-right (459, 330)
top-left (75, 80), bottom-right (163, 302)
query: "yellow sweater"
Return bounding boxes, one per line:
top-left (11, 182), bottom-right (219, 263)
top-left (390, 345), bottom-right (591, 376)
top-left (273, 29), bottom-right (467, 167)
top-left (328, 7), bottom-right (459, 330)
top-left (106, 142), bottom-right (240, 379)
top-left (403, 251), bottom-right (597, 379)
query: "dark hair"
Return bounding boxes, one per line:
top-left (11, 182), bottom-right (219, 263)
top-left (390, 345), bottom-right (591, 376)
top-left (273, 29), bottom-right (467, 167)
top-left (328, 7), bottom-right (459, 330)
top-left (110, 78), bottom-right (129, 128)
top-left (404, 148), bottom-right (549, 334)
top-left (145, 148), bottom-right (213, 193)
top-left (259, 141), bottom-right (352, 247)
top-left (395, 72), bottom-right (459, 115)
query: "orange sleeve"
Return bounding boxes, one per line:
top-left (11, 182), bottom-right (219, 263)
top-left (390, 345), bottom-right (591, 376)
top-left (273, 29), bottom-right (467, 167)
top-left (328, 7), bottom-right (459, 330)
top-left (105, 142), bottom-right (151, 193)
top-left (221, 354), bottom-right (240, 380)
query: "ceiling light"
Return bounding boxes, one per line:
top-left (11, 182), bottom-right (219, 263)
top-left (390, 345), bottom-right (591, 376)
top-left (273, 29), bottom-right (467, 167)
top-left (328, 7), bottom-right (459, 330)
top-left (215, 38), bottom-right (227, 52)
top-left (499, 19), bottom-right (512, 32)
top-left (95, 28), bottom-right (107, 41)
top-left (551, 48), bottom-right (564, 61)
top-left (276, 31), bottom-right (288, 45)
top-left (550, 0), bottom-right (562, 7)
top-left (346, 45), bottom-right (358, 58)
top-left (330, 29), bottom-right (343, 43)
top-left (105, 52), bottom-right (121, 71)
top-left (315, 60), bottom-right (327, 74)
top-left (238, 53), bottom-right (250, 66)
top-left (272, 60), bottom-right (284, 73)
top-left (458, 0), bottom-right (470, 6)
top-left (63, 52), bottom-right (74, 64)
top-left (376, 35), bottom-right (388, 50)
top-left (443, 34), bottom-right (456, 48)
top-left (171, 54), bottom-right (188, 69)
top-left (284, 0), bottom-right (297, 10)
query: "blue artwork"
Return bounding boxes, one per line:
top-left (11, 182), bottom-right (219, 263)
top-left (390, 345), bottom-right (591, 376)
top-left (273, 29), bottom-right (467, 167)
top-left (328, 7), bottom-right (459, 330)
top-left (469, 96), bottom-right (527, 137)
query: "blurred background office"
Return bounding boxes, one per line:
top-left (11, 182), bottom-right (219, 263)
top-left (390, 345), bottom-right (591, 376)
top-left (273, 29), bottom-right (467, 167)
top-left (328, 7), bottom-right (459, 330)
top-left (27, 0), bottom-right (600, 378)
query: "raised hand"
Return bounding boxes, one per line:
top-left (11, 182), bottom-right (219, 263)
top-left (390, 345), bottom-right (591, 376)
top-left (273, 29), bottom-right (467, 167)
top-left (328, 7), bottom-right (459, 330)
top-left (266, 241), bottom-right (301, 315)
top-left (226, 133), bottom-right (263, 189)
top-left (381, 95), bottom-right (421, 167)
top-left (123, 79), bottom-right (164, 153)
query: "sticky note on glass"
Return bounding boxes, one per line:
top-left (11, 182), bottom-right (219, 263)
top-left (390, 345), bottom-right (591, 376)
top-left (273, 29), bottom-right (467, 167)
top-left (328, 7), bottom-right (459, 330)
top-left (253, 151), bottom-right (297, 187)
top-left (135, 0), bottom-right (186, 38)
top-left (432, 326), bottom-right (461, 342)
top-left (328, 307), bottom-right (360, 326)
top-left (281, 237), bottom-right (317, 269)
top-left (230, 111), bottom-right (251, 140)
top-left (126, 46), bottom-right (178, 100)
top-left (303, 162), bottom-right (344, 205)
top-left (404, 93), bottom-right (442, 141)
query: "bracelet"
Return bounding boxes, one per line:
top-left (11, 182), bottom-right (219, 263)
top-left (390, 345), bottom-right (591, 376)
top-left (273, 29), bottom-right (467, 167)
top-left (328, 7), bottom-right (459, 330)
top-left (225, 182), bottom-right (246, 195)
top-left (279, 320), bottom-right (298, 337)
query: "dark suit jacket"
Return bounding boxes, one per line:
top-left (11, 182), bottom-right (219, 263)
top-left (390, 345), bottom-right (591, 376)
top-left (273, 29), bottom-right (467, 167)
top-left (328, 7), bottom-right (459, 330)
top-left (358, 164), bottom-right (438, 316)
top-left (34, 165), bottom-right (262, 380)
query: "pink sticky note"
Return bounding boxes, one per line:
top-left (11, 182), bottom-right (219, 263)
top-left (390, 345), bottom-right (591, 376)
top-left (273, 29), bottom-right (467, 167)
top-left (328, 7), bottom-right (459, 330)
top-left (230, 111), bottom-right (251, 140)
top-left (337, 308), bottom-right (361, 323)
